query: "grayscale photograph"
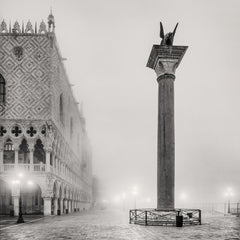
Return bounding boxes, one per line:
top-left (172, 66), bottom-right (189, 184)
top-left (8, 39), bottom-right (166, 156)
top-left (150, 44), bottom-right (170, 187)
top-left (0, 0), bottom-right (239, 239)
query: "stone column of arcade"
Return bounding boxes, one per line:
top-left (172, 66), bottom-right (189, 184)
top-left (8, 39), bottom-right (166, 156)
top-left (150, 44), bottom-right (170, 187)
top-left (53, 197), bottom-right (58, 215)
top-left (12, 187), bottom-right (20, 217)
top-left (43, 197), bottom-right (52, 216)
top-left (60, 198), bottom-right (64, 214)
top-left (147, 44), bottom-right (188, 210)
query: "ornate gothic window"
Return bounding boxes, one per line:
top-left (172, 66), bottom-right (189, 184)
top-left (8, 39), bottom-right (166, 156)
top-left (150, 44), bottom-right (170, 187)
top-left (59, 94), bottom-right (64, 125)
top-left (4, 139), bottom-right (14, 151)
top-left (33, 139), bottom-right (45, 164)
top-left (19, 139), bottom-right (30, 164)
top-left (0, 74), bottom-right (6, 104)
top-left (3, 139), bottom-right (14, 164)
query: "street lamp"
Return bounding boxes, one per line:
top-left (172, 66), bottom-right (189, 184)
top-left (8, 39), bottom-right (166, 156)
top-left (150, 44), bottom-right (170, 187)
top-left (224, 187), bottom-right (234, 214)
top-left (11, 173), bottom-right (33, 223)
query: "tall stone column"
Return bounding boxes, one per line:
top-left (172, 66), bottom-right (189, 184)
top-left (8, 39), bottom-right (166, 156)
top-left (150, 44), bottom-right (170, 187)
top-left (147, 45), bottom-right (188, 210)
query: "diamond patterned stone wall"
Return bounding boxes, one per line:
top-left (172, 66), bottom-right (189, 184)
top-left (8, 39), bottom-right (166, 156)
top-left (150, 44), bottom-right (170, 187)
top-left (0, 34), bottom-right (51, 119)
top-left (0, 30), bottom-right (92, 192)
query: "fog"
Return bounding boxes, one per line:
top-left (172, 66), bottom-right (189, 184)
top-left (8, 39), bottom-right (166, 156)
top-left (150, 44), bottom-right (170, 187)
top-left (1, 0), bottom-right (240, 207)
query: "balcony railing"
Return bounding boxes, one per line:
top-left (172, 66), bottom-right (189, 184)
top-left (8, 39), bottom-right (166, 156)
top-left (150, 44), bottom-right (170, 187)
top-left (0, 163), bottom-right (88, 188)
top-left (0, 164), bottom-right (47, 173)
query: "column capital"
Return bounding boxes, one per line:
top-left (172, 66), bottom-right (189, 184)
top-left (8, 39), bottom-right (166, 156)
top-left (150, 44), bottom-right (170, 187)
top-left (147, 45), bottom-right (188, 79)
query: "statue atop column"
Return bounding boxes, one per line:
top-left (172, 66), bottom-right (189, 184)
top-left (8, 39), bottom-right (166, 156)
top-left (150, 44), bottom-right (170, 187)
top-left (160, 22), bottom-right (178, 46)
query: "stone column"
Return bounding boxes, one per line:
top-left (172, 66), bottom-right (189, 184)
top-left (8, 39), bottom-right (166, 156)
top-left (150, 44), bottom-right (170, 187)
top-left (53, 198), bottom-right (58, 215)
top-left (64, 199), bottom-right (68, 213)
top-left (45, 151), bottom-right (51, 172)
top-left (14, 143), bottom-right (20, 165)
top-left (12, 186), bottom-right (20, 216)
top-left (13, 196), bottom-right (19, 216)
top-left (68, 200), bottom-right (71, 213)
top-left (66, 200), bottom-right (69, 213)
top-left (60, 198), bottom-right (64, 214)
top-left (52, 153), bottom-right (56, 173)
top-left (43, 197), bottom-right (52, 216)
top-left (28, 142), bottom-right (34, 171)
top-left (147, 45), bottom-right (188, 210)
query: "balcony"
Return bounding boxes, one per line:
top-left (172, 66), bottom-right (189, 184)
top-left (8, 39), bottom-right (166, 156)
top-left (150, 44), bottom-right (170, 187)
top-left (0, 163), bottom-right (84, 188)
top-left (0, 163), bottom-right (46, 172)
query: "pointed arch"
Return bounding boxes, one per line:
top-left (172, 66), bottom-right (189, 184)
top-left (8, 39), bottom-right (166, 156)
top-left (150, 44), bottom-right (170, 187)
top-left (19, 138), bottom-right (30, 164)
top-left (3, 139), bottom-right (14, 164)
top-left (33, 139), bottom-right (45, 164)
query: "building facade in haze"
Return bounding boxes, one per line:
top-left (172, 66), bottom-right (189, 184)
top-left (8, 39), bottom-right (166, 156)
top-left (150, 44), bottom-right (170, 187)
top-left (0, 13), bottom-right (93, 216)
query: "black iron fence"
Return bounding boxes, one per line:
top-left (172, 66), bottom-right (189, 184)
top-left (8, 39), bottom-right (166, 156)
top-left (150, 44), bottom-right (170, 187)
top-left (129, 208), bottom-right (201, 226)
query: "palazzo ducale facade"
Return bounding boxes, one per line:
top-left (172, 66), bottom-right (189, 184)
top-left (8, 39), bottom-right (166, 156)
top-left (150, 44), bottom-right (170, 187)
top-left (0, 13), bottom-right (93, 216)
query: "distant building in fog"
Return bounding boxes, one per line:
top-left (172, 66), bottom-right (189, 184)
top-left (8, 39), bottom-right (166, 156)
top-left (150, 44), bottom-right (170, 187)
top-left (0, 13), bottom-right (93, 216)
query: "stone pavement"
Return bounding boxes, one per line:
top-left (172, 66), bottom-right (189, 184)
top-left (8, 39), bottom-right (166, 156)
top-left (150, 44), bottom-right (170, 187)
top-left (0, 210), bottom-right (239, 240)
top-left (0, 215), bottom-right (43, 230)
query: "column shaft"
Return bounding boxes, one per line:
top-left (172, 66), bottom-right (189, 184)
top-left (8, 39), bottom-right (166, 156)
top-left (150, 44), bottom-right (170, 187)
top-left (43, 197), bottom-right (52, 216)
top-left (29, 150), bottom-right (33, 171)
top-left (13, 196), bottom-right (19, 216)
top-left (157, 75), bottom-right (175, 210)
top-left (54, 198), bottom-right (58, 215)
top-left (15, 150), bottom-right (18, 164)
top-left (46, 152), bottom-right (50, 172)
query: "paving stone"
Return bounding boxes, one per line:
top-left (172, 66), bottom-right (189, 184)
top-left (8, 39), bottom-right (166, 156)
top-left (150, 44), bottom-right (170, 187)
top-left (0, 210), bottom-right (239, 240)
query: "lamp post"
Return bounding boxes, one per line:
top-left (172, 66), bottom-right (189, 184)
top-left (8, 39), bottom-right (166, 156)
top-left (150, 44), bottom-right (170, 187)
top-left (17, 187), bottom-right (24, 223)
top-left (12, 173), bottom-right (33, 223)
top-left (224, 188), bottom-right (234, 214)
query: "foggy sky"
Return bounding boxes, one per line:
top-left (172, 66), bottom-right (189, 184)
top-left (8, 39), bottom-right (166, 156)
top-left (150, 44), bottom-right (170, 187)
top-left (1, 0), bottom-right (240, 205)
